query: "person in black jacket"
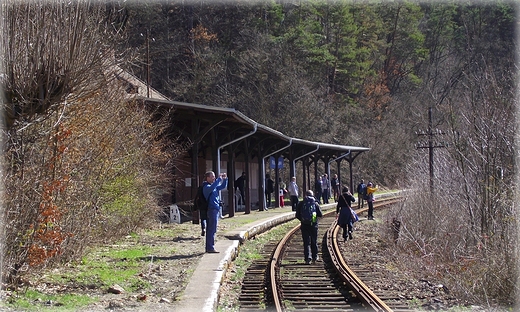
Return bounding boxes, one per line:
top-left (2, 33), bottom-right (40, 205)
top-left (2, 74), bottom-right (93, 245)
top-left (265, 174), bottom-right (274, 209)
top-left (356, 179), bottom-right (366, 209)
top-left (296, 190), bottom-right (323, 265)
top-left (336, 186), bottom-right (356, 241)
top-left (235, 172), bottom-right (246, 206)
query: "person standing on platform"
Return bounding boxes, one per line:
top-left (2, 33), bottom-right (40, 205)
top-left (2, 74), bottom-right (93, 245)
top-left (314, 177), bottom-right (322, 204)
top-left (357, 179), bottom-right (366, 209)
top-left (366, 182), bottom-right (378, 220)
top-left (288, 176), bottom-right (299, 211)
top-left (202, 171), bottom-right (228, 253)
top-left (336, 186), bottom-right (356, 241)
top-left (265, 174), bottom-right (274, 210)
top-left (331, 174), bottom-right (340, 202)
top-left (278, 177), bottom-right (287, 207)
top-left (235, 172), bottom-right (246, 206)
top-left (321, 174), bottom-right (330, 204)
top-left (295, 190), bottom-right (323, 265)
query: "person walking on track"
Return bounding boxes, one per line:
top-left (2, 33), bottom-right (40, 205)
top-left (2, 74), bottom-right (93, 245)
top-left (295, 190), bottom-right (323, 265)
top-left (314, 176), bottom-right (322, 204)
top-left (336, 186), bottom-right (356, 241)
top-left (321, 174), bottom-right (330, 204)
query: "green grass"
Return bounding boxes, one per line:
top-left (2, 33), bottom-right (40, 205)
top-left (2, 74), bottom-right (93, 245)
top-left (6, 289), bottom-right (96, 311)
top-left (8, 241), bottom-right (159, 311)
top-left (58, 245), bottom-right (154, 291)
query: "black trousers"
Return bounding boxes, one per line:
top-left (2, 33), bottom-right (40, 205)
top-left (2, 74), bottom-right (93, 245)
top-left (367, 200), bottom-right (374, 218)
top-left (265, 191), bottom-right (272, 207)
top-left (300, 223), bottom-right (319, 262)
top-left (358, 195), bottom-right (364, 209)
top-left (339, 223), bottom-right (352, 239)
top-left (290, 195), bottom-right (299, 211)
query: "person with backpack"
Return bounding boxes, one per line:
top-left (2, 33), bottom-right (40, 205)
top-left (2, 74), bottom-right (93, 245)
top-left (295, 190), bottom-right (323, 265)
top-left (356, 179), bottom-right (366, 209)
top-left (366, 182), bottom-right (378, 220)
top-left (336, 186), bottom-right (356, 241)
top-left (202, 171), bottom-right (228, 253)
top-left (194, 182), bottom-right (210, 237)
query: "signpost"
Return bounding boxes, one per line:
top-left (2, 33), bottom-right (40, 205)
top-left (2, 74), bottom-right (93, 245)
top-left (269, 156), bottom-right (284, 169)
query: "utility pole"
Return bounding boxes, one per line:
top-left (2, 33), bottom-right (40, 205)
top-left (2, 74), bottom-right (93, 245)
top-left (415, 107), bottom-right (447, 193)
top-left (146, 29), bottom-right (150, 98)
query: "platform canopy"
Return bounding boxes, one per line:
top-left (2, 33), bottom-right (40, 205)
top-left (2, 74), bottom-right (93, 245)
top-left (138, 97), bottom-right (370, 214)
top-left (141, 98), bottom-right (370, 163)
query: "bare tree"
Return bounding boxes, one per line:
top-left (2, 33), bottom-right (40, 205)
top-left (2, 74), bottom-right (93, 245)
top-left (1, 0), bottom-right (175, 286)
top-left (1, 0), bottom-right (123, 129)
top-left (397, 56), bottom-right (516, 305)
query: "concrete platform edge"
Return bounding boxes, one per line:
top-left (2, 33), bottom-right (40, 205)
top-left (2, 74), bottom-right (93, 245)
top-left (225, 211), bottom-right (296, 242)
top-left (174, 212), bottom-right (295, 312)
top-left (175, 205), bottom-right (337, 312)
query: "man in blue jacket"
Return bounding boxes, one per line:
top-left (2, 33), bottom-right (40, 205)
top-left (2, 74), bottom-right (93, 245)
top-left (202, 171), bottom-right (228, 253)
top-left (357, 179), bottom-right (366, 209)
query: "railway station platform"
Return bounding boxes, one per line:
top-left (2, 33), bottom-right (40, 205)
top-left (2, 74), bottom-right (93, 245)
top-left (173, 203), bottom-right (338, 312)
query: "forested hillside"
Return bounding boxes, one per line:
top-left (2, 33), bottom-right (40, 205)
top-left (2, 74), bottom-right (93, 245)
top-left (119, 1), bottom-right (518, 304)
top-left (1, 0), bottom-right (517, 306)
top-left (119, 0), bottom-right (515, 188)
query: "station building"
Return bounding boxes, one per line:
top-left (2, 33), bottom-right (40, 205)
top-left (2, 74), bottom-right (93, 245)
top-left (116, 66), bottom-right (370, 219)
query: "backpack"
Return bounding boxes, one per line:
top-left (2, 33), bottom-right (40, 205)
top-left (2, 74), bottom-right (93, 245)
top-left (193, 184), bottom-right (209, 211)
top-left (363, 186), bottom-right (370, 200)
top-left (359, 184), bottom-right (368, 200)
top-left (301, 198), bottom-right (317, 225)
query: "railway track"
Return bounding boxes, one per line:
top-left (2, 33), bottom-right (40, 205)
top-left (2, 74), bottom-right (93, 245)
top-left (328, 212), bottom-right (413, 312)
top-left (271, 213), bottom-right (364, 311)
top-left (236, 196), bottom-right (411, 311)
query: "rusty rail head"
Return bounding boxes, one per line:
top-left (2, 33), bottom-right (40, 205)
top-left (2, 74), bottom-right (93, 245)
top-left (270, 222), bottom-right (300, 312)
top-left (269, 196), bottom-right (401, 312)
top-left (327, 204), bottom-right (396, 312)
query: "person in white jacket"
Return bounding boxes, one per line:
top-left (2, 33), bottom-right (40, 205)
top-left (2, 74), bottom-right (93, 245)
top-left (287, 176), bottom-right (299, 211)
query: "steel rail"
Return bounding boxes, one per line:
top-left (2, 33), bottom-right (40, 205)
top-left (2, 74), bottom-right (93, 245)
top-left (270, 223), bottom-right (301, 312)
top-left (328, 218), bottom-right (394, 312)
top-left (269, 196), bottom-right (402, 312)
